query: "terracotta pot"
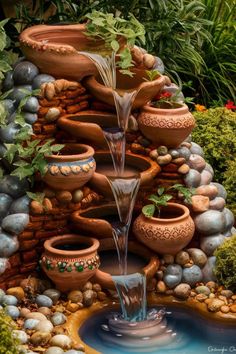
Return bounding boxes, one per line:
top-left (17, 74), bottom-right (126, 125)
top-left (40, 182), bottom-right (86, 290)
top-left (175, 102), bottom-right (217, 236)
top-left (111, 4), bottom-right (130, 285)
top-left (41, 234), bottom-right (100, 292)
top-left (43, 143), bottom-right (96, 191)
top-left (19, 24), bottom-right (115, 81)
top-left (133, 202), bottom-right (195, 255)
top-left (57, 111), bottom-right (117, 148)
top-left (93, 238), bottom-right (159, 289)
top-left (71, 203), bottom-right (117, 239)
top-left (138, 103), bottom-right (195, 148)
top-left (83, 72), bottom-right (169, 109)
top-left (89, 151), bottom-right (160, 197)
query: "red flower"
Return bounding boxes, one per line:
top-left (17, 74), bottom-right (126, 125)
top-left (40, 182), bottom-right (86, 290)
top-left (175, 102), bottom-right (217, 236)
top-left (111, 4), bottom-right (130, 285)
top-left (225, 100), bottom-right (236, 110)
top-left (153, 91), bottom-right (172, 101)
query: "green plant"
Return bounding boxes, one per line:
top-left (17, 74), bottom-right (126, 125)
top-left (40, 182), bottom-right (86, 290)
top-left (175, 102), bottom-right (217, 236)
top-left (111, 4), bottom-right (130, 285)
top-left (84, 10), bottom-right (146, 76)
top-left (214, 235), bottom-right (236, 292)
top-left (144, 69), bottom-right (160, 81)
top-left (192, 107), bottom-right (236, 214)
top-left (0, 309), bottom-right (20, 354)
top-left (142, 184), bottom-right (195, 218)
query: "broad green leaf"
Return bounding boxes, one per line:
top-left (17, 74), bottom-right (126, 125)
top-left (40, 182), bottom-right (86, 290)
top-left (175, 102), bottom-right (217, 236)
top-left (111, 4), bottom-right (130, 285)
top-left (26, 191), bottom-right (45, 204)
top-left (142, 204), bottom-right (155, 218)
top-left (157, 187), bottom-right (165, 196)
top-left (111, 40), bottom-right (119, 52)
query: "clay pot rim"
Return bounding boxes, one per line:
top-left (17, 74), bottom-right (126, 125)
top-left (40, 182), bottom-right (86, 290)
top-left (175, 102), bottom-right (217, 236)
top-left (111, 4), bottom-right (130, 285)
top-left (142, 103), bottom-right (188, 115)
top-left (44, 234), bottom-right (100, 256)
top-left (45, 143), bottom-right (94, 162)
top-left (143, 202), bottom-right (190, 223)
top-left (73, 202), bottom-right (117, 227)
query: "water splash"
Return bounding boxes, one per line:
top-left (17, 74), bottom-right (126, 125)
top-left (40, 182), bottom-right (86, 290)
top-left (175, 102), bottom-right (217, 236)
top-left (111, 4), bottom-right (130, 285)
top-left (112, 90), bottom-right (138, 132)
top-left (103, 127), bottom-right (126, 176)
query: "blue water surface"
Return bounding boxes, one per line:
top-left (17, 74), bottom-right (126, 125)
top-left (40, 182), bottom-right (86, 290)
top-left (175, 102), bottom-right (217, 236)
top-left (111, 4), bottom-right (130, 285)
top-left (79, 306), bottom-right (236, 354)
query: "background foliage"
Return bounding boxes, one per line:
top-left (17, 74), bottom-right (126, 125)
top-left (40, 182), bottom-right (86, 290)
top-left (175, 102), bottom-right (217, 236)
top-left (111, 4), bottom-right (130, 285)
top-left (0, 310), bottom-right (19, 354)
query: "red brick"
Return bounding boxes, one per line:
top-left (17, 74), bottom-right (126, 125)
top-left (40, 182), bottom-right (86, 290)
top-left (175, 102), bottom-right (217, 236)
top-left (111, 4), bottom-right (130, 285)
top-left (20, 239), bottom-right (39, 251)
top-left (44, 219), bottom-right (67, 230)
top-left (22, 249), bottom-right (38, 263)
top-left (35, 227), bottom-right (70, 239)
top-left (9, 253), bottom-right (21, 267)
top-left (18, 231), bottom-right (34, 241)
top-left (26, 221), bottom-right (43, 231)
top-left (162, 163), bottom-right (179, 173)
top-left (20, 262), bottom-right (38, 274)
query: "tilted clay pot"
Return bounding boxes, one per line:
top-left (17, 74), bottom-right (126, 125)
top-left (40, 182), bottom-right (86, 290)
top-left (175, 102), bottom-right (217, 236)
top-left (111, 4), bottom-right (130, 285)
top-left (57, 111), bottom-right (117, 148)
top-left (83, 72), bottom-right (170, 109)
top-left (92, 238), bottom-right (159, 289)
top-left (43, 143), bottom-right (96, 191)
top-left (19, 24), bottom-right (119, 81)
top-left (89, 151), bottom-right (161, 198)
top-left (41, 234), bottom-right (100, 292)
top-left (138, 103), bottom-right (195, 148)
top-left (133, 203), bottom-right (195, 255)
top-left (71, 203), bottom-right (118, 239)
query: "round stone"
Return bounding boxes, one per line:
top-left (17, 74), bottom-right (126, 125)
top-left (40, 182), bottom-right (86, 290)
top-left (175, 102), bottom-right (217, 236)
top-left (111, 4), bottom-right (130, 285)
top-left (222, 208), bottom-right (235, 232)
top-left (0, 289), bottom-right (5, 301)
top-left (153, 56), bottom-right (165, 73)
top-left (13, 61), bottom-right (39, 85)
top-left (157, 146), bottom-right (168, 156)
top-left (45, 107), bottom-right (61, 122)
top-left (83, 289), bottom-right (95, 307)
top-left (9, 195), bottom-right (30, 214)
top-left (8, 85), bottom-right (32, 106)
top-left (24, 318), bottom-right (40, 330)
top-left (25, 312), bottom-right (48, 321)
top-left (0, 122), bottom-right (20, 143)
top-left (204, 163), bottom-right (214, 176)
top-left (174, 283), bottom-right (191, 299)
top-left (12, 330), bottom-right (28, 344)
top-left (177, 146), bottom-right (191, 160)
top-left (23, 112), bottom-right (38, 124)
top-left (2, 294), bottom-right (18, 305)
top-left (202, 256), bottom-right (216, 282)
top-left (30, 331), bottom-right (51, 345)
top-left (36, 295), bottom-right (53, 308)
top-left (0, 193), bottom-right (13, 221)
top-left (190, 142), bottom-right (204, 156)
top-left (163, 264), bottom-right (182, 289)
top-left (65, 351), bottom-right (85, 354)
top-left (23, 97), bottom-right (39, 113)
top-left (195, 285), bottom-right (210, 296)
top-left (187, 248), bottom-right (207, 268)
top-left (208, 298), bottom-right (225, 312)
top-left (163, 254), bottom-right (174, 265)
top-left (68, 290), bottom-right (83, 303)
top-left (3, 71), bottom-right (14, 91)
top-left (200, 234), bottom-right (226, 256)
top-left (182, 265), bottom-right (202, 286)
top-left (45, 347), bottom-right (64, 354)
top-left (156, 154), bottom-right (172, 165)
top-left (2, 213), bottom-right (29, 235)
top-left (51, 312), bottom-right (67, 326)
top-left (200, 170), bottom-right (213, 185)
top-left (194, 210), bottom-right (225, 235)
top-left (184, 169), bottom-right (201, 188)
top-left (191, 195), bottom-right (210, 213)
top-left (43, 289), bottom-right (61, 304)
top-left (209, 197), bottom-right (226, 211)
top-left (2, 99), bottom-right (15, 117)
top-left (6, 287), bottom-right (25, 301)
top-left (211, 183), bottom-right (227, 200)
top-left (0, 175), bottom-right (29, 198)
top-left (38, 307), bottom-right (52, 317)
top-left (50, 335), bottom-right (72, 349)
top-left (168, 149), bottom-right (180, 159)
top-left (0, 233), bottom-right (19, 257)
top-left (35, 319), bottom-right (54, 333)
top-left (175, 251), bottom-right (190, 266)
top-left (5, 305), bottom-right (20, 319)
top-left (32, 74), bottom-right (55, 89)
top-left (156, 280), bottom-right (166, 293)
top-left (188, 154), bottom-right (206, 172)
top-left (195, 184), bottom-right (218, 200)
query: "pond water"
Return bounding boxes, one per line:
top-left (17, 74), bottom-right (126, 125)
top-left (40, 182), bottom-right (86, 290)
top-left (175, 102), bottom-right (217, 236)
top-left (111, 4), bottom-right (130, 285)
top-left (79, 306), bottom-right (236, 354)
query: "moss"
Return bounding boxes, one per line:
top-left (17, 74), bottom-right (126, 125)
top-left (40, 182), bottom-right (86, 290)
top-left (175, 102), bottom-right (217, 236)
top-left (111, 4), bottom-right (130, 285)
top-left (214, 235), bottom-right (236, 292)
top-left (0, 310), bottom-right (20, 354)
top-left (192, 107), bottom-right (236, 214)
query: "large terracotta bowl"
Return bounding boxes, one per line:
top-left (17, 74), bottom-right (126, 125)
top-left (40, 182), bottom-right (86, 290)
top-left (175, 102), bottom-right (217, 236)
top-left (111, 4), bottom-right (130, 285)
top-left (71, 203), bottom-right (118, 239)
top-left (43, 143), bottom-right (96, 191)
top-left (92, 238), bottom-right (159, 289)
top-left (40, 234), bottom-right (100, 292)
top-left (89, 151), bottom-right (160, 197)
top-left (57, 111), bottom-right (117, 148)
top-left (83, 72), bottom-right (170, 109)
top-left (19, 24), bottom-right (102, 81)
top-left (133, 202), bottom-right (195, 255)
top-left (138, 103), bottom-right (195, 148)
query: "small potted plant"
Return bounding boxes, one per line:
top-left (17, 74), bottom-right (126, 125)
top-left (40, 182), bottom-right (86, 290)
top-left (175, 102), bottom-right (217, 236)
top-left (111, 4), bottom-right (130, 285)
top-left (133, 185), bottom-right (195, 255)
top-left (138, 89), bottom-right (195, 147)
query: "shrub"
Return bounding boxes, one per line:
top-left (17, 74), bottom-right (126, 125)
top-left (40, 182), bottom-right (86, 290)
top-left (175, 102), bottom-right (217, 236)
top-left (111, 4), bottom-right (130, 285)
top-left (192, 107), bottom-right (236, 214)
top-left (0, 309), bottom-right (19, 354)
top-left (214, 235), bottom-right (236, 292)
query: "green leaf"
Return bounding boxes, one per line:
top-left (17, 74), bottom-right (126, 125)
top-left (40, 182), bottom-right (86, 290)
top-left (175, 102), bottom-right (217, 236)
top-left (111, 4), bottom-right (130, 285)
top-left (0, 102), bottom-right (7, 126)
top-left (4, 144), bottom-right (18, 163)
top-left (142, 204), bottom-right (155, 218)
top-left (11, 165), bottom-right (34, 180)
top-left (0, 166), bottom-right (4, 179)
top-left (157, 187), bottom-right (165, 196)
top-left (26, 191), bottom-right (45, 204)
top-left (111, 40), bottom-right (119, 52)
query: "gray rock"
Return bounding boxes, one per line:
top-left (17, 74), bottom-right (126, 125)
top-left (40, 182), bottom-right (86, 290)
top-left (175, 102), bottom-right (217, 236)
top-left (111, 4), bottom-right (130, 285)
top-left (182, 265), bottom-right (202, 286)
top-left (211, 182), bottom-right (227, 200)
top-left (0, 258), bottom-right (9, 275)
top-left (12, 329), bottom-right (28, 344)
top-left (222, 208), bottom-right (234, 232)
top-left (168, 149), bottom-right (180, 159)
top-left (23, 97), bottom-right (39, 113)
top-left (2, 99), bottom-right (15, 117)
top-left (2, 213), bottom-right (29, 235)
top-left (194, 210), bottom-right (225, 235)
top-left (5, 305), bottom-right (20, 319)
top-left (153, 56), bottom-right (165, 74)
top-left (3, 71), bottom-right (14, 91)
top-left (43, 289), bottom-right (61, 304)
top-left (8, 85), bottom-right (32, 106)
top-left (36, 295), bottom-right (53, 308)
top-left (9, 195), bottom-right (30, 214)
top-left (0, 122), bottom-right (20, 143)
top-left (202, 256), bottom-right (216, 282)
top-left (200, 170), bottom-right (213, 185)
top-left (13, 61), bottom-right (39, 85)
top-left (177, 146), bottom-right (191, 160)
top-left (0, 175), bottom-right (29, 198)
top-left (184, 169), bottom-right (201, 188)
top-left (65, 351), bottom-right (85, 354)
top-left (51, 312), bottom-right (67, 326)
top-left (163, 264), bottom-right (182, 289)
top-left (204, 163), bottom-right (214, 176)
top-left (190, 142), bottom-right (204, 156)
top-left (209, 197), bottom-right (226, 211)
top-left (200, 234), bottom-right (226, 256)
top-left (0, 233), bottom-right (19, 257)
top-left (2, 294), bottom-right (18, 306)
top-left (23, 112), bottom-right (38, 124)
top-left (32, 74), bottom-right (55, 89)
top-left (83, 289), bottom-right (95, 307)
top-left (0, 193), bottom-right (13, 221)
top-left (196, 285), bottom-right (211, 296)
top-left (45, 347), bottom-right (64, 354)
top-left (24, 318), bottom-right (40, 330)
top-left (174, 283), bottom-right (191, 299)
top-left (187, 248), bottom-right (208, 268)
top-left (188, 154), bottom-right (206, 172)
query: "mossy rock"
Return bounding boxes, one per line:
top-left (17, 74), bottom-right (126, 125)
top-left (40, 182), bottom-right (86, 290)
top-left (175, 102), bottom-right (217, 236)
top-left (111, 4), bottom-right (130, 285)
top-left (214, 235), bottom-right (236, 292)
top-left (0, 309), bottom-right (20, 354)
